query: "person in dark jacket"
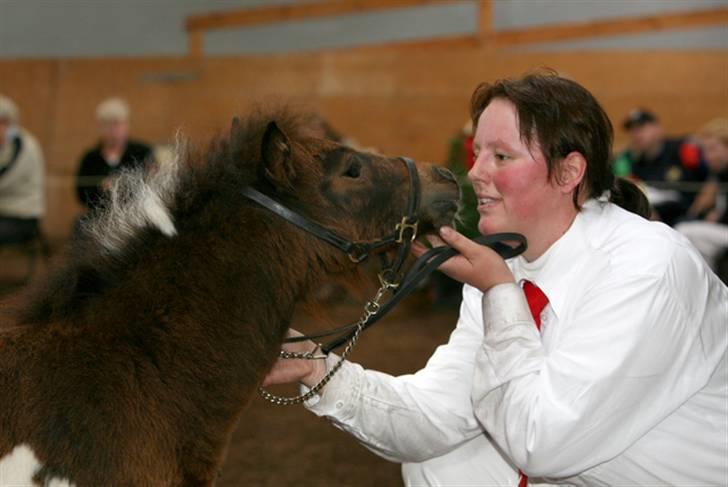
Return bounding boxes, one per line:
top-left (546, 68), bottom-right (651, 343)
top-left (76, 97), bottom-right (153, 211)
top-left (613, 108), bottom-right (707, 226)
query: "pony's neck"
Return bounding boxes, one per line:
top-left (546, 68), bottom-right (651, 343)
top-left (89, 208), bottom-right (336, 452)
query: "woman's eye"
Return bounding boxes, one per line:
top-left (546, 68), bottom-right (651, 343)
top-left (495, 152), bottom-right (510, 161)
top-left (344, 162), bottom-right (361, 178)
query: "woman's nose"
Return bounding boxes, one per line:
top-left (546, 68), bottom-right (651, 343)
top-left (468, 155), bottom-right (492, 184)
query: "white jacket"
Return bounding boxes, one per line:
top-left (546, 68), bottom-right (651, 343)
top-left (0, 127), bottom-right (45, 219)
top-left (305, 200), bottom-right (728, 486)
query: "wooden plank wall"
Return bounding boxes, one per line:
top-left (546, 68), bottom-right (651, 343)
top-left (1, 48), bottom-right (726, 238)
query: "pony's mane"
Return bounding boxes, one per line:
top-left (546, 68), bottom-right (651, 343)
top-left (88, 108), bottom-right (312, 254)
top-left (19, 108), bottom-right (314, 324)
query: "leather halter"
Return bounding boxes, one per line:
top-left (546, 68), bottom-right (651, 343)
top-left (241, 157), bottom-right (421, 266)
top-left (241, 156), bottom-right (527, 354)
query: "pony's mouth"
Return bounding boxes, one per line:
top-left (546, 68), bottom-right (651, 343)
top-left (418, 198), bottom-right (461, 233)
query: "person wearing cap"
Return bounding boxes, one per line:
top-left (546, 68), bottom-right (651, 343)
top-left (76, 97), bottom-right (153, 211)
top-left (676, 118), bottom-right (728, 273)
top-left (0, 94), bottom-right (45, 245)
top-left (615, 108), bottom-right (707, 226)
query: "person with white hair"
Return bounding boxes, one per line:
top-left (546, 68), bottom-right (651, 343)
top-left (76, 97), bottom-right (153, 211)
top-left (0, 94), bottom-right (45, 244)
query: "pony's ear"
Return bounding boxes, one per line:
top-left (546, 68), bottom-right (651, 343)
top-left (261, 121), bottom-right (295, 189)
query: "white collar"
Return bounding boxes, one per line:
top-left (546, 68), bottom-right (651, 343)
top-left (509, 199), bottom-right (605, 318)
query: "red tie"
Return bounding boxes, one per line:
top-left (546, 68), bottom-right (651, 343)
top-left (518, 280), bottom-right (549, 487)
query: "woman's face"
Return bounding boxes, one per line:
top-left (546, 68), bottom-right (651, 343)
top-left (468, 98), bottom-right (567, 237)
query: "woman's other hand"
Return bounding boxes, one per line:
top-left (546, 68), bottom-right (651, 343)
top-left (262, 329), bottom-right (327, 388)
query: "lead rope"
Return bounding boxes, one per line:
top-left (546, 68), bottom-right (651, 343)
top-left (258, 279), bottom-right (397, 406)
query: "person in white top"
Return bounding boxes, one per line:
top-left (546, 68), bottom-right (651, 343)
top-left (263, 72), bottom-right (728, 486)
top-left (0, 94), bottom-right (45, 244)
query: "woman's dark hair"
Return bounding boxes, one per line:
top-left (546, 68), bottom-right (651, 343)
top-left (470, 70), bottom-right (650, 218)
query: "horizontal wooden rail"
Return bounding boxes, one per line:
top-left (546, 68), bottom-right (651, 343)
top-left (185, 1), bottom-right (728, 56)
top-left (492, 6), bottom-right (728, 47)
top-left (186, 0), bottom-right (452, 32)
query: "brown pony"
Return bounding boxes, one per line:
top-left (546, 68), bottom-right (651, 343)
top-left (0, 110), bottom-right (460, 486)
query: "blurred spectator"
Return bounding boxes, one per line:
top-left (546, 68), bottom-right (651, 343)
top-left (675, 118), bottom-right (728, 272)
top-left (76, 97), bottom-right (153, 211)
top-left (613, 108), bottom-right (707, 225)
top-left (0, 94), bottom-right (45, 244)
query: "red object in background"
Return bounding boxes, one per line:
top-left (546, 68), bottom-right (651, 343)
top-left (464, 136), bottom-right (475, 170)
top-left (679, 142), bottom-right (701, 170)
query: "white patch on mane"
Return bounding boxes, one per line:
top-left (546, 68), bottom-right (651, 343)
top-left (0, 444), bottom-right (75, 486)
top-left (85, 140), bottom-right (184, 253)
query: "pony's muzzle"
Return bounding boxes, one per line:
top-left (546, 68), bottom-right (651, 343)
top-left (418, 165), bottom-right (461, 231)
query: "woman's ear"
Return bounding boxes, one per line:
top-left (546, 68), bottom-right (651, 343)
top-left (558, 151), bottom-right (587, 195)
top-left (261, 121), bottom-right (296, 189)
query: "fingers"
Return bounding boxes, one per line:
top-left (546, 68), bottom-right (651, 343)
top-left (262, 359), bottom-right (313, 387)
top-left (411, 234), bottom-right (446, 258)
top-left (438, 226), bottom-right (480, 260)
top-left (426, 234), bottom-right (446, 247)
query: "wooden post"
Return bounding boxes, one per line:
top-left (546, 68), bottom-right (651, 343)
top-left (188, 31), bottom-right (203, 58)
top-left (477, 0), bottom-right (494, 47)
top-left (478, 0), bottom-right (493, 39)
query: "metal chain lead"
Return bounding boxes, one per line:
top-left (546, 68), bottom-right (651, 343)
top-left (258, 280), bottom-right (397, 406)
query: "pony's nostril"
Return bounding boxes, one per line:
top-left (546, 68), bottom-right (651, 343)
top-left (433, 166), bottom-right (456, 183)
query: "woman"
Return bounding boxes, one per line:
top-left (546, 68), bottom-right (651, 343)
top-left (677, 118), bottom-right (728, 272)
top-left (265, 72), bottom-right (728, 486)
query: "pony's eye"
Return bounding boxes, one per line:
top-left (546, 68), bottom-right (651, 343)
top-left (343, 162), bottom-right (361, 179)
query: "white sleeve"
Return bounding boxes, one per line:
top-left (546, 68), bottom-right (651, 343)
top-left (472, 248), bottom-right (728, 479)
top-left (304, 285), bottom-right (486, 463)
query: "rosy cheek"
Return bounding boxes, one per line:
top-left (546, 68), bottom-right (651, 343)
top-left (493, 163), bottom-right (548, 217)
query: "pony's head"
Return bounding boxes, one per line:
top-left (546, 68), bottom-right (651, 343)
top-left (244, 118), bottom-right (460, 256)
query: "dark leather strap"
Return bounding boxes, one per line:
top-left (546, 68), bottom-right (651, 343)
top-left (240, 187), bottom-right (358, 254)
top-left (241, 157), bottom-right (420, 263)
top-left (0, 137), bottom-right (23, 179)
top-left (291, 233), bottom-right (527, 352)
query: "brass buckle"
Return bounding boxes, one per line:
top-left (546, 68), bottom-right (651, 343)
top-left (395, 217), bottom-right (418, 244)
